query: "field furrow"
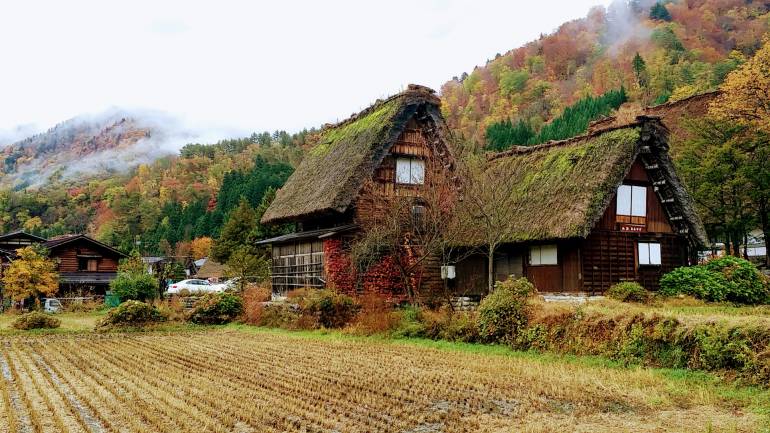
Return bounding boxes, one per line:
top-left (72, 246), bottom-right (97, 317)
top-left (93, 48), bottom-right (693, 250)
top-left (0, 329), bottom-right (764, 433)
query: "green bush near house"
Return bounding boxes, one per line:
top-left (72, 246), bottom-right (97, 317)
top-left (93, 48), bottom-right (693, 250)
top-left (477, 277), bottom-right (536, 343)
top-left (12, 311), bottom-right (61, 330)
top-left (110, 272), bottom-right (159, 302)
top-left (704, 256), bottom-right (769, 304)
top-left (606, 282), bottom-right (650, 303)
top-left (661, 256), bottom-right (768, 304)
top-left (188, 292), bottom-right (244, 325)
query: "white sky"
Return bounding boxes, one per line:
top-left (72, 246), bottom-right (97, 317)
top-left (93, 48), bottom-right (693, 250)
top-left (0, 0), bottom-right (611, 142)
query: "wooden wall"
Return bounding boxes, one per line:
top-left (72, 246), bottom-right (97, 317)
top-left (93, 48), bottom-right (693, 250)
top-left (50, 240), bottom-right (120, 273)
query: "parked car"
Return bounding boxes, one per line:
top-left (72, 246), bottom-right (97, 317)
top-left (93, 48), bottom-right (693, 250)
top-left (43, 298), bottom-right (63, 313)
top-left (166, 279), bottom-right (224, 295)
top-left (213, 277), bottom-right (241, 292)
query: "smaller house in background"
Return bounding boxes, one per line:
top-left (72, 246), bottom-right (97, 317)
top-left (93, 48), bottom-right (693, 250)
top-left (43, 234), bottom-right (128, 294)
top-left (195, 257), bottom-right (226, 282)
top-left (0, 230), bottom-right (47, 252)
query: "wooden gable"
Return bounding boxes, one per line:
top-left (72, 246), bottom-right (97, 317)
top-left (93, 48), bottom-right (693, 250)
top-left (594, 158), bottom-right (674, 235)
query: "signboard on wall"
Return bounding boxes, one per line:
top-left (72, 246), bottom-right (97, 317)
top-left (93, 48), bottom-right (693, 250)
top-left (620, 224), bottom-right (645, 233)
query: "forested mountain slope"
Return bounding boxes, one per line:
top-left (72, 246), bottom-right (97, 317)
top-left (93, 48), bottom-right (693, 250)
top-left (440, 0), bottom-right (769, 147)
top-left (0, 112), bottom-right (159, 189)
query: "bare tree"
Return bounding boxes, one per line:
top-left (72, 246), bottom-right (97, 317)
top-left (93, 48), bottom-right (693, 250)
top-left (452, 155), bottom-right (521, 292)
top-left (349, 157), bottom-right (470, 304)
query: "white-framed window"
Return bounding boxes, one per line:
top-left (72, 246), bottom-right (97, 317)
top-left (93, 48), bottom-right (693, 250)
top-left (529, 244), bottom-right (558, 266)
top-left (396, 157), bottom-right (425, 185)
top-left (616, 185), bottom-right (647, 217)
top-left (638, 242), bottom-right (662, 266)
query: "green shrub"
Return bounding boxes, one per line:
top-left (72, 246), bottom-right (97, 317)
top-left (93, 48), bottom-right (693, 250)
top-left (477, 277), bottom-right (536, 343)
top-left (606, 282), bottom-right (650, 303)
top-left (188, 292), bottom-right (244, 325)
top-left (110, 272), bottom-right (159, 302)
top-left (704, 256), bottom-right (769, 304)
top-left (12, 311), bottom-right (61, 330)
top-left (300, 289), bottom-right (360, 329)
top-left (391, 306), bottom-right (427, 338)
top-left (661, 257), bottom-right (769, 304)
top-left (97, 300), bottom-right (167, 328)
top-left (660, 266), bottom-right (729, 301)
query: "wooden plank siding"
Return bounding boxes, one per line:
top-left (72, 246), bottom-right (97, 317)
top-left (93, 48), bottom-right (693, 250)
top-left (50, 241), bottom-right (119, 273)
top-left (455, 156), bottom-right (691, 295)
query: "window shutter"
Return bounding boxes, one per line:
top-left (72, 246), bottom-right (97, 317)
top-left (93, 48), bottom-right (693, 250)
top-left (638, 243), bottom-right (650, 265)
top-left (649, 243), bottom-right (661, 265)
top-left (411, 159), bottom-right (425, 184)
top-left (396, 158), bottom-right (411, 183)
top-left (631, 186), bottom-right (647, 217)
top-left (540, 245), bottom-right (558, 265)
top-left (616, 185), bottom-right (632, 215)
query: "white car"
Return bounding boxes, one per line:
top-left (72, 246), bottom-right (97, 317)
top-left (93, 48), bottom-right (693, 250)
top-left (166, 279), bottom-right (224, 295)
top-left (43, 298), bottom-right (63, 313)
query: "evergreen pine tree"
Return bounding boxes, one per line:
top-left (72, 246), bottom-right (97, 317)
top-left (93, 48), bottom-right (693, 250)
top-left (650, 2), bottom-right (672, 21)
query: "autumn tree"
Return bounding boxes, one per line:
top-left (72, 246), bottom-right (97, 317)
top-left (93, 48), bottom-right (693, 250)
top-left (710, 37), bottom-right (770, 135)
top-left (190, 237), bottom-right (213, 259)
top-left (1, 245), bottom-right (59, 309)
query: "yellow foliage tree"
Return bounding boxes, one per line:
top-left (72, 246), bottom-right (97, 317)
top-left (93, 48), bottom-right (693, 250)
top-left (2, 246), bottom-right (59, 308)
top-left (190, 237), bottom-right (213, 260)
top-left (710, 37), bottom-right (770, 133)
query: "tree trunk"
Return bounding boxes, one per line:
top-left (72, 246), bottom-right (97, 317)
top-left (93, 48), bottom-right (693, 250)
top-left (487, 244), bottom-right (495, 293)
top-left (759, 201), bottom-right (770, 268)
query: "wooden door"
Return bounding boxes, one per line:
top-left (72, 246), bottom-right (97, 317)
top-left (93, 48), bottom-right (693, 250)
top-left (526, 265), bottom-right (562, 292)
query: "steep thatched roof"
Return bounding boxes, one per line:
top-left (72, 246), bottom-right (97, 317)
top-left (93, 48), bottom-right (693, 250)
top-left (261, 84), bottom-right (447, 224)
top-left (470, 116), bottom-right (707, 247)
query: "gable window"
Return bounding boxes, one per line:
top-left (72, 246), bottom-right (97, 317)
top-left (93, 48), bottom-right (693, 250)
top-left (638, 242), bottom-right (661, 266)
top-left (396, 157), bottom-right (425, 185)
top-left (78, 258), bottom-right (98, 271)
top-left (529, 244), bottom-right (558, 266)
top-left (616, 185), bottom-right (647, 217)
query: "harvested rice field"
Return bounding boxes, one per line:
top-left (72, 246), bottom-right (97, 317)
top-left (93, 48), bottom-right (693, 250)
top-left (0, 328), bottom-right (767, 433)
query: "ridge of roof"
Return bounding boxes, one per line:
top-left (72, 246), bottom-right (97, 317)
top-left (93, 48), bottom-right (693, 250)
top-left (488, 115), bottom-right (665, 161)
top-left (321, 84), bottom-right (440, 133)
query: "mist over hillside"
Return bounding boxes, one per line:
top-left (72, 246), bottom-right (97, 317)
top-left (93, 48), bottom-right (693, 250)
top-left (0, 108), bottom-right (242, 189)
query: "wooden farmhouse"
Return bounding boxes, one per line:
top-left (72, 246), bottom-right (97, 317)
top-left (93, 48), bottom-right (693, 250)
top-left (258, 85), bottom-right (707, 299)
top-left (0, 231), bottom-right (127, 296)
top-left (453, 116), bottom-right (708, 295)
top-left (259, 85), bottom-right (454, 299)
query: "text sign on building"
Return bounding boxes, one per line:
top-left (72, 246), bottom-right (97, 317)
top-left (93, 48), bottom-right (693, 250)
top-left (620, 224), bottom-right (645, 233)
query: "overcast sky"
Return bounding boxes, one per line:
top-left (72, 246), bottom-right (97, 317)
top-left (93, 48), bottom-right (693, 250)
top-left (0, 0), bottom-right (611, 142)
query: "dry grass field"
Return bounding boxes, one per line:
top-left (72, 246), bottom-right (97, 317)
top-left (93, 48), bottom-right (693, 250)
top-left (0, 328), bottom-right (768, 433)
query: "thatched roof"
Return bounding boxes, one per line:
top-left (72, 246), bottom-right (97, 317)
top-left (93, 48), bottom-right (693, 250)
top-left (261, 84), bottom-right (447, 224)
top-left (195, 258), bottom-right (226, 279)
top-left (470, 116), bottom-right (707, 247)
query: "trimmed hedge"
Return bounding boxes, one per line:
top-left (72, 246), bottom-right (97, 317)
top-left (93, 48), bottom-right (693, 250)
top-left (12, 311), bottom-right (61, 330)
